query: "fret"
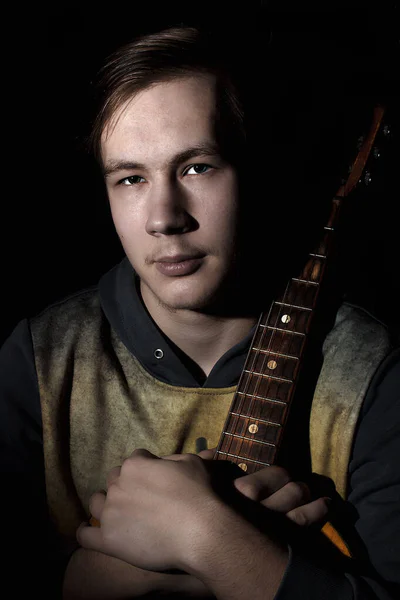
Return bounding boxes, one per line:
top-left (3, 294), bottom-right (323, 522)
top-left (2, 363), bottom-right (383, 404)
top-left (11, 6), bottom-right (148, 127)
top-left (235, 374), bottom-right (292, 408)
top-left (230, 410), bottom-right (281, 426)
top-left (219, 437), bottom-right (277, 464)
top-left (252, 328), bottom-right (306, 356)
top-left (216, 450), bottom-right (272, 467)
top-left (263, 303), bottom-right (312, 335)
top-left (231, 393), bottom-right (288, 423)
top-left (276, 280), bottom-right (319, 308)
top-left (232, 394), bottom-right (288, 423)
top-left (275, 301), bottom-right (312, 311)
top-left (259, 324), bottom-right (305, 337)
top-left (292, 278), bottom-right (319, 286)
top-left (225, 414), bottom-right (282, 444)
top-left (252, 348), bottom-right (299, 360)
top-left (247, 349), bottom-right (299, 380)
top-left (235, 393), bottom-right (286, 405)
top-left (223, 432), bottom-right (276, 447)
top-left (243, 369), bottom-right (293, 384)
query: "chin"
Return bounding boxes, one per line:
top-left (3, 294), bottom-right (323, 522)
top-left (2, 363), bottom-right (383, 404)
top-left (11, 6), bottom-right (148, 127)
top-left (160, 290), bottom-right (216, 313)
top-left (154, 277), bottom-right (224, 313)
top-left (139, 260), bottom-right (236, 314)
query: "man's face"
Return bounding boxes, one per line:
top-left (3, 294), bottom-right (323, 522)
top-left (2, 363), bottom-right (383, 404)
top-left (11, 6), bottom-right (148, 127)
top-left (101, 75), bottom-right (240, 313)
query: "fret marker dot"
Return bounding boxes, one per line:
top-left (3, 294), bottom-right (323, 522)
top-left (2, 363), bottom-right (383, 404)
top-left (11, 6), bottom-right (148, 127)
top-left (281, 314), bottom-right (291, 324)
top-left (238, 463), bottom-right (248, 471)
top-left (267, 360), bottom-right (278, 370)
top-left (248, 423), bottom-right (258, 434)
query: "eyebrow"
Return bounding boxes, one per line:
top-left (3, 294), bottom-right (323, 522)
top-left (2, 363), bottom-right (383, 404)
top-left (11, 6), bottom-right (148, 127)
top-left (103, 143), bottom-right (221, 177)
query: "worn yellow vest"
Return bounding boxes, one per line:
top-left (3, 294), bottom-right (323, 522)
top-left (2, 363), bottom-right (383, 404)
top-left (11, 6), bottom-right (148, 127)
top-left (31, 291), bottom-right (390, 540)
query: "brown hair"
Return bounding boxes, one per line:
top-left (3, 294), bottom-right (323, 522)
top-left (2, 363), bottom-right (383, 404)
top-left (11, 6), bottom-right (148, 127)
top-left (89, 26), bottom-right (246, 168)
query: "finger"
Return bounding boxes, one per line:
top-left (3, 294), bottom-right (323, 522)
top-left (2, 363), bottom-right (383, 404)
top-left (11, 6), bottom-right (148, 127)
top-left (197, 448), bottom-right (215, 460)
top-left (76, 521), bottom-right (104, 551)
top-left (106, 465), bottom-right (121, 488)
top-left (129, 448), bottom-right (160, 460)
top-left (286, 497), bottom-right (330, 527)
top-left (234, 466), bottom-right (291, 502)
top-left (162, 452), bottom-right (198, 462)
top-left (160, 448), bottom-right (216, 461)
top-left (261, 481), bottom-right (311, 513)
top-left (88, 490), bottom-right (107, 520)
top-left (122, 448), bottom-right (161, 471)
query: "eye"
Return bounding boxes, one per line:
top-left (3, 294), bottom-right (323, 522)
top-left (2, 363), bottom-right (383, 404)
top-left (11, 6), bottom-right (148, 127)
top-left (184, 164), bottom-right (212, 176)
top-left (118, 175), bottom-right (146, 186)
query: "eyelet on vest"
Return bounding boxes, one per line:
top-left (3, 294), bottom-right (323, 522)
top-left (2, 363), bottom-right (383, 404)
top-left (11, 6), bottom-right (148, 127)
top-left (154, 349), bottom-right (164, 359)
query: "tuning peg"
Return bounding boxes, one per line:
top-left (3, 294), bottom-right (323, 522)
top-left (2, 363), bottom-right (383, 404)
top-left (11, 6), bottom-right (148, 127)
top-left (364, 170), bottom-right (372, 185)
top-left (382, 124), bottom-right (392, 137)
top-left (373, 147), bottom-right (381, 159)
top-left (358, 170), bottom-right (372, 186)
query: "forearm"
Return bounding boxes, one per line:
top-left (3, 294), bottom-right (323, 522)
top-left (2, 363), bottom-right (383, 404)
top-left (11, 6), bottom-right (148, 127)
top-left (184, 502), bottom-right (289, 600)
top-left (63, 547), bottom-right (213, 600)
top-left (184, 502), bottom-right (392, 600)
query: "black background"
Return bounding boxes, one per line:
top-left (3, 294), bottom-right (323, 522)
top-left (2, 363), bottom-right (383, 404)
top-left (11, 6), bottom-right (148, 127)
top-left (1, 2), bottom-right (399, 345)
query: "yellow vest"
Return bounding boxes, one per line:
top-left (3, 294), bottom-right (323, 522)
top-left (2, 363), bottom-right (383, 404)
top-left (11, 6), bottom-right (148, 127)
top-left (31, 292), bottom-right (390, 541)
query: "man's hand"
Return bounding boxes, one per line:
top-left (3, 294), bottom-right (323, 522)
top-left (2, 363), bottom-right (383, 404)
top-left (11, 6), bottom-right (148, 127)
top-left (77, 449), bottom-right (225, 572)
top-left (198, 448), bottom-right (330, 527)
top-left (77, 448), bottom-right (330, 576)
top-left (233, 465), bottom-right (329, 526)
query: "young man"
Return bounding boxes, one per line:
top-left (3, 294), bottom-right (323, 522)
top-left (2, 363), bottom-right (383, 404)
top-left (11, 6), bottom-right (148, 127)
top-left (1, 26), bottom-right (399, 599)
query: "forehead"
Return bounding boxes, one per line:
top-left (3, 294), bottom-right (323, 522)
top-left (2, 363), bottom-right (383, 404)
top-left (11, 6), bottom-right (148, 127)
top-left (101, 75), bottom-right (218, 165)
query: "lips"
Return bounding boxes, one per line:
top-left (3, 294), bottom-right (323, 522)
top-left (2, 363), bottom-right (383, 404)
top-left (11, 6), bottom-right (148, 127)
top-left (154, 254), bottom-right (204, 277)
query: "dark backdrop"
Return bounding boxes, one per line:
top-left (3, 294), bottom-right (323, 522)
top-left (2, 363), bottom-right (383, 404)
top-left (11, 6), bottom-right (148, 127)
top-left (1, 2), bottom-right (399, 346)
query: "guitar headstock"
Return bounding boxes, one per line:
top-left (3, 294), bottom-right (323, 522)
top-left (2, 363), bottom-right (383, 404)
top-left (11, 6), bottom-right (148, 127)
top-left (336, 105), bottom-right (391, 199)
top-left (336, 105), bottom-right (389, 198)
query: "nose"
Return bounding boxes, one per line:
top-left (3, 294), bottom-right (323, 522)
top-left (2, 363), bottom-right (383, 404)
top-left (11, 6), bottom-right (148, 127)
top-left (145, 182), bottom-right (195, 236)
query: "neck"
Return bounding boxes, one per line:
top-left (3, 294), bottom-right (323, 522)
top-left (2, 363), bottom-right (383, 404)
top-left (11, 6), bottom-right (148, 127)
top-left (140, 285), bottom-right (258, 378)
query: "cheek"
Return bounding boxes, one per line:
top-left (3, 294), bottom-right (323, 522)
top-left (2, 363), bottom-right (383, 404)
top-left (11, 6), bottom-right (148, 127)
top-left (201, 179), bottom-right (239, 226)
top-left (209, 199), bottom-right (239, 238)
top-left (111, 213), bottom-right (146, 261)
top-left (109, 198), bottom-right (142, 240)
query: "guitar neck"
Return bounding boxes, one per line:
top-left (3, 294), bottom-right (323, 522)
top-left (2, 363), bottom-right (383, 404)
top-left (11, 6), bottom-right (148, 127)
top-left (213, 222), bottom-right (336, 473)
top-left (213, 105), bottom-right (386, 473)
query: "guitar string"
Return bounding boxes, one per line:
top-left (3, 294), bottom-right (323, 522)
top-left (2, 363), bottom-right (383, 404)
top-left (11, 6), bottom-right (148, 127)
top-left (246, 202), bottom-right (348, 470)
top-left (223, 250), bottom-right (313, 470)
top-left (244, 160), bottom-right (364, 469)
top-left (247, 259), bottom-right (319, 470)
top-left (230, 105), bottom-right (385, 470)
top-left (221, 293), bottom-right (278, 468)
top-left (220, 304), bottom-right (274, 468)
top-left (245, 280), bottom-right (298, 470)
top-left (230, 275), bottom-right (289, 465)
top-left (220, 107), bottom-right (383, 470)
top-left (226, 274), bottom-right (297, 471)
top-left (227, 232), bottom-right (325, 471)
